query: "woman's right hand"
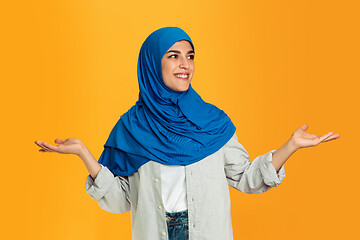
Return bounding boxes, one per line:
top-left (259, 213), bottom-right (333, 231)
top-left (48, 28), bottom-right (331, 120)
top-left (34, 138), bottom-right (84, 156)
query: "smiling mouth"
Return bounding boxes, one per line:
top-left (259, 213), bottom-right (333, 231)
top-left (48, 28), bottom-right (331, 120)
top-left (174, 74), bottom-right (189, 80)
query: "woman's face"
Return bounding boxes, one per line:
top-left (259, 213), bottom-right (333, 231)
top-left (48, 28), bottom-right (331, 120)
top-left (161, 40), bottom-right (195, 92)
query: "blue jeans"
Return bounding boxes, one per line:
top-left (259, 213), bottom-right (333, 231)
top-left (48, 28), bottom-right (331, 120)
top-left (165, 210), bottom-right (189, 240)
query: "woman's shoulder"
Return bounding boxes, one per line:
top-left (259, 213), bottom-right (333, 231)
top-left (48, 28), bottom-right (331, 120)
top-left (223, 132), bottom-right (238, 147)
top-left (220, 132), bottom-right (248, 154)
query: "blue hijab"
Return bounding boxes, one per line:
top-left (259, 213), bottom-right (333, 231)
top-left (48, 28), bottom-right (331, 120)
top-left (98, 27), bottom-right (236, 176)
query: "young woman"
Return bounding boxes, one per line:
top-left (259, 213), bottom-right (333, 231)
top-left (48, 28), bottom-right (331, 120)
top-left (34, 27), bottom-right (339, 240)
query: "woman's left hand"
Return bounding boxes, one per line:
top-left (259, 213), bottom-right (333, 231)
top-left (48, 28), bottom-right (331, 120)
top-left (291, 124), bottom-right (340, 150)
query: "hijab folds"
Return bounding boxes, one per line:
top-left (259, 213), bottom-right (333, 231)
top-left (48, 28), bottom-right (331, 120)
top-left (98, 27), bottom-right (236, 176)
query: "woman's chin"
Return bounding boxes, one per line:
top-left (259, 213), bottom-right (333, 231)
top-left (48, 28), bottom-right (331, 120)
top-left (176, 85), bottom-right (190, 92)
top-left (168, 83), bottom-right (190, 92)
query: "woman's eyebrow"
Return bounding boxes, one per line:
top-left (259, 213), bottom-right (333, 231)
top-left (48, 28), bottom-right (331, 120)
top-left (166, 50), bottom-right (195, 54)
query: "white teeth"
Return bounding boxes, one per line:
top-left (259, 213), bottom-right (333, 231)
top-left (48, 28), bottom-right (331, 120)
top-left (175, 74), bottom-right (188, 78)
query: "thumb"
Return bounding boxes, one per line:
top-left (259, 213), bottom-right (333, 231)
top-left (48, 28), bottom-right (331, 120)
top-left (300, 124), bottom-right (308, 131)
top-left (55, 139), bottom-right (66, 144)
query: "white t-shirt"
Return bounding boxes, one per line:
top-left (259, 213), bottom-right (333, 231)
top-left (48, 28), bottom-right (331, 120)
top-left (160, 164), bottom-right (187, 213)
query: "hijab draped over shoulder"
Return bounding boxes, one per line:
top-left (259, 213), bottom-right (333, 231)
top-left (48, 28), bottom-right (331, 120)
top-left (99, 27), bottom-right (236, 176)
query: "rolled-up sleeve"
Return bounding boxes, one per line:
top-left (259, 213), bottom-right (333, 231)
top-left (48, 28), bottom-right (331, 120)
top-left (224, 133), bottom-right (286, 193)
top-left (259, 150), bottom-right (286, 187)
top-left (85, 165), bottom-right (131, 214)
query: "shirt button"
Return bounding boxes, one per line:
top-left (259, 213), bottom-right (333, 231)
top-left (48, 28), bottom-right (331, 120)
top-left (158, 205), bottom-right (163, 209)
top-left (161, 231), bottom-right (166, 236)
top-left (154, 178), bottom-right (159, 183)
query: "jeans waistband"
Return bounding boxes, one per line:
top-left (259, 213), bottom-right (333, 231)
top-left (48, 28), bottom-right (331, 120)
top-left (165, 209), bottom-right (188, 224)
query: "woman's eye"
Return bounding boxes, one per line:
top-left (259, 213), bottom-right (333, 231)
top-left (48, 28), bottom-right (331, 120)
top-left (168, 54), bottom-right (194, 59)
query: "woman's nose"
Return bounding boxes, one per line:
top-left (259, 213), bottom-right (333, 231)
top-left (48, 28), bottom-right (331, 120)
top-left (179, 57), bottom-right (190, 69)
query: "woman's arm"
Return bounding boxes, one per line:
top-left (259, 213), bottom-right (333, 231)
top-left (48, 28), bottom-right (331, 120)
top-left (224, 134), bottom-right (285, 193)
top-left (78, 144), bottom-right (102, 179)
top-left (85, 165), bottom-right (131, 214)
top-left (271, 124), bottom-right (340, 172)
top-left (271, 138), bottom-right (297, 172)
top-left (34, 138), bottom-right (101, 179)
top-left (35, 138), bottom-right (131, 213)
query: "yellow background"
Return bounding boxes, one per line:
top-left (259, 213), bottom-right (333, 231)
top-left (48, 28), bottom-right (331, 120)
top-left (1, 0), bottom-right (358, 239)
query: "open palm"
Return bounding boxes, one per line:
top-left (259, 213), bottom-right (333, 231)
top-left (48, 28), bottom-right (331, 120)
top-left (292, 124), bottom-right (340, 149)
top-left (34, 138), bottom-right (84, 155)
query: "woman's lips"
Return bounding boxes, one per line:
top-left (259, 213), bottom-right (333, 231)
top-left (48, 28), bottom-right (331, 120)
top-left (174, 74), bottom-right (189, 80)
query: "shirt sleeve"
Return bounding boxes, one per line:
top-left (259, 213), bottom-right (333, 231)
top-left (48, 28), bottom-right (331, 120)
top-left (85, 164), bottom-right (131, 213)
top-left (224, 133), bottom-right (286, 194)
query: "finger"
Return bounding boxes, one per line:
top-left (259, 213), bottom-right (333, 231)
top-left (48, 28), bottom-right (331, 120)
top-left (35, 141), bottom-right (52, 152)
top-left (319, 132), bottom-right (334, 142)
top-left (40, 144), bottom-right (54, 152)
top-left (300, 124), bottom-right (308, 131)
top-left (323, 137), bottom-right (337, 142)
top-left (43, 142), bottom-right (58, 152)
top-left (37, 141), bottom-right (55, 152)
top-left (322, 134), bottom-right (340, 142)
top-left (55, 139), bottom-right (66, 144)
top-left (34, 141), bottom-right (42, 148)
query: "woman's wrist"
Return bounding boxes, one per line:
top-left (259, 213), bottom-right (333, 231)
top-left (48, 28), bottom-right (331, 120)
top-left (272, 137), bottom-right (299, 171)
top-left (77, 143), bottom-right (102, 179)
top-left (77, 143), bottom-right (89, 159)
top-left (288, 136), bottom-right (301, 152)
